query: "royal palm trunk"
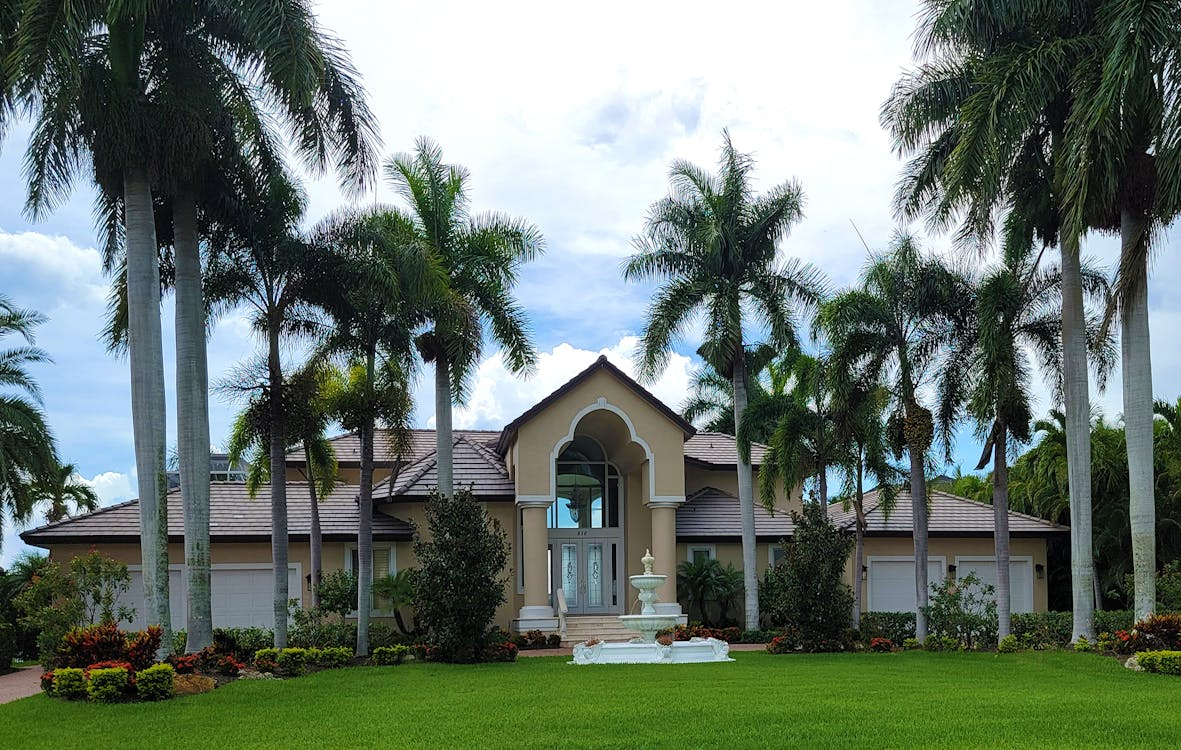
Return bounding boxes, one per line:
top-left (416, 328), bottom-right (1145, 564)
top-left (268, 323), bottom-right (289, 648)
top-left (305, 445), bottom-right (322, 610)
top-left (852, 453), bottom-right (865, 631)
top-left (732, 349), bottom-right (759, 630)
top-left (173, 188), bottom-right (213, 652)
top-left (1060, 233), bottom-right (1096, 641)
top-left (817, 462), bottom-right (828, 519)
top-left (908, 438), bottom-right (929, 642)
top-left (435, 354), bottom-right (453, 496)
top-left (992, 427), bottom-right (1012, 639)
top-left (124, 166), bottom-right (171, 650)
top-left (1121, 208), bottom-right (1156, 620)
top-left (356, 348), bottom-right (376, 656)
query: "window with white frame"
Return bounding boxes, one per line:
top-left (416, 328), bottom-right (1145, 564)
top-left (687, 545), bottom-right (716, 564)
top-left (769, 544), bottom-right (788, 568)
top-left (345, 545), bottom-right (397, 614)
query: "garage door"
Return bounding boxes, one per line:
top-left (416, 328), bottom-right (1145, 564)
top-left (868, 558), bottom-right (946, 612)
top-left (955, 558), bottom-right (1034, 613)
top-left (118, 565), bottom-right (301, 630)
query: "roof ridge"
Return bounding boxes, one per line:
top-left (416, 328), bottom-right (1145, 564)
top-left (930, 490), bottom-right (1066, 528)
top-left (461, 434), bottom-right (510, 478)
top-left (392, 449), bottom-right (438, 495)
top-left (21, 496), bottom-right (142, 535)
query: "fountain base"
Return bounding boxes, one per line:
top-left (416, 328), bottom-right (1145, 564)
top-left (570, 637), bottom-right (733, 665)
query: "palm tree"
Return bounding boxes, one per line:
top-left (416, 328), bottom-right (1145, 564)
top-left (0, 296), bottom-right (57, 545)
top-left (384, 138), bottom-right (543, 496)
top-left (821, 234), bottom-right (970, 640)
top-left (311, 207), bottom-right (443, 655)
top-left (1057, 0), bottom-right (1181, 621)
top-left (882, 0), bottom-right (1107, 641)
top-left (939, 243), bottom-right (1113, 638)
top-left (624, 130), bottom-right (825, 629)
top-left (28, 461), bottom-right (100, 523)
top-left (683, 344), bottom-right (782, 438)
top-left (224, 358), bottom-right (340, 610)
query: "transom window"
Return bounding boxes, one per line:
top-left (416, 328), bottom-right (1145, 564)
top-left (548, 435), bottom-right (621, 529)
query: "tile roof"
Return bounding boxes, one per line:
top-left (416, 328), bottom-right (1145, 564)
top-left (683, 432), bottom-right (768, 467)
top-left (827, 489), bottom-right (1070, 537)
top-left (675, 487), bottom-right (796, 540)
top-left (374, 434), bottom-right (515, 499)
top-left (20, 482), bottom-right (413, 546)
top-left (288, 429), bottom-right (502, 466)
top-left (494, 355), bottom-right (696, 454)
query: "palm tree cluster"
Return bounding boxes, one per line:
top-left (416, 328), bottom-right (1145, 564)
top-left (0, 4), bottom-right (542, 657)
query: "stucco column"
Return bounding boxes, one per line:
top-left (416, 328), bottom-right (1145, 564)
top-left (516, 496), bottom-right (555, 623)
top-left (647, 498), bottom-right (684, 617)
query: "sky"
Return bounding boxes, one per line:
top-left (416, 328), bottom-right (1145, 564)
top-left (3, 0), bottom-right (1181, 565)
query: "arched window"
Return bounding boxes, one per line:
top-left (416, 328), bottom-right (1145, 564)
top-left (549, 436), bottom-right (620, 529)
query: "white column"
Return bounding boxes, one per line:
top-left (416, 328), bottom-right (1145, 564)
top-left (516, 495), bottom-right (558, 628)
top-left (647, 497), bottom-right (685, 619)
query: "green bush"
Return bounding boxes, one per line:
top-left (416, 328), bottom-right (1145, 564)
top-left (1135, 650), bottom-right (1181, 675)
top-left (253, 648), bottom-right (279, 673)
top-left (212, 627), bottom-right (273, 663)
top-left (171, 630), bottom-right (187, 655)
top-left (52, 668), bottom-right (87, 700)
top-left (1074, 636), bottom-right (1094, 653)
top-left (0, 623), bottom-right (16, 671)
top-left (997, 635), bottom-right (1021, 653)
top-left (135, 663), bottom-right (176, 701)
top-left (923, 573), bottom-right (997, 650)
top-left (902, 637), bottom-right (922, 650)
top-left (1134, 613), bottom-right (1181, 651)
top-left (923, 635), bottom-right (963, 652)
top-left (315, 570), bottom-right (361, 621)
top-left (413, 489), bottom-right (510, 663)
top-left (275, 647), bottom-right (309, 676)
top-left (372, 645), bottom-right (411, 666)
top-left (1011, 611), bottom-right (1135, 649)
top-left (677, 557), bottom-right (744, 627)
top-left (315, 647), bottom-right (353, 668)
top-left (759, 505), bottom-right (854, 652)
top-left (289, 619), bottom-right (356, 649)
top-left (86, 667), bottom-right (130, 703)
top-left (860, 612), bottom-right (917, 644)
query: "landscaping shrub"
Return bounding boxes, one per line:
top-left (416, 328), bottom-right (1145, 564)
top-left (1134, 613), bottom-right (1181, 651)
top-left (315, 646), bottom-right (353, 668)
top-left (212, 627), bottom-right (273, 663)
top-left (413, 489), bottom-right (510, 663)
top-left (371, 569), bottom-right (418, 635)
top-left (172, 630), bottom-right (187, 655)
top-left (0, 623), bottom-right (16, 672)
top-left (672, 624), bottom-right (760, 642)
top-left (923, 573), bottom-right (997, 650)
top-left (1096, 610), bottom-right (1136, 635)
top-left (676, 557), bottom-right (743, 627)
top-left (253, 648), bottom-right (280, 673)
top-left (86, 666), bottom-right (130, 703)
top-left (315, 570), bottom-right (360, 620)
top-left (54, 622), bottom-right (161, 671)
top-left (289, 618), bottom-right (356, 650)
top-left (997, 635), bottom-right (1021, 653)
top-left (759, 504), bottom-right (854, 651)
top-left (868, 637), bottom-right (894, 652)
top-left (1011, 611), bottom-right (1071, 647)
top-left (860, 612), bottom-right (917, 644)
top-left (487, 641), bottom-right (518, 662)
top-left (411, 643), bottom-right (436, 662)
top-left (1125, 560), bottom-right (1181, 614)
top-left (51, 668), bottom-right (86, 700)
top-left (124, 627), bottom-right (163, 670)
top-left (902, 637), bottom-right (922, 650)
top-left (1073, 636), bottom-right (1094, 653)
top-left (1112, 629), bottom-right (1144, 655)
top-left (276, 647), bottom-right (310, 676)
top-left (13, 551), bottom-right (135, 665)
top-left (372, 645), bottom-right (411, 666)
top-left (923, 635), bottom-right (963, 652)
top-left (547, 634), bottom-right (561, 648)
top-left (765, 635), bottom-right (793, 654)
top-left (136, 663), bottom-right (176, 701)
top-left (1135, 650), bottom-right (1181, 675)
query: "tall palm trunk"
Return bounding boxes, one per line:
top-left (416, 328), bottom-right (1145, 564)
top-left (1121, 208), bottom-right (1155, 620)
top-left (267, 322), bottom-right (289, 648)
top-left (435, 354), bottom-right (453, 496)
top-left (356, 347), bottom-right (376, 656)
top-left (1060, 232), bottom-right (1096, 641)
top-left (124, 166), bottom-right (171, 651)
top-left (732, 347), bottom-right (759, 630)
top-left (817, 461), bottom-right (828, 518)
top-left (908, 439), bottom-right (929, 641)
top-left (852, 452), bottom-right (865, 631)
top-left (174, 187), bottom-right (213, 652)
top-left (992, 425), bottom-right (1011, 639)
top-left (305, 444), bottom-right (322, 610)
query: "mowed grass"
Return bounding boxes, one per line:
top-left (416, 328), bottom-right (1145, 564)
top-left (3, 651), bottom-right (1179, 749)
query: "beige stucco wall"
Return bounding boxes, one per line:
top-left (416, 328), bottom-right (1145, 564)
top-left (511, 369), bottom-right (688, 500)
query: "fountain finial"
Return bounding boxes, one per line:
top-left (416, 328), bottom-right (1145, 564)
top-left (641, 548), bottom-right (654, 575)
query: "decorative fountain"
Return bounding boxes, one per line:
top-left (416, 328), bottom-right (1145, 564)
top-left (571, 550), bottom-right (733, 665)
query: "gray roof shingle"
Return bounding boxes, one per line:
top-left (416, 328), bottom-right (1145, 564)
top-left (683, 432), bottom-right (768, 467)
top-left (288, 429), bottom-right (502, 467)
top-left (676, 486), bottom-right (796, 540)
top-left (20, 482), bottom-right (413, 545)
top-left (827, 489), bottom-right (1069, 536)
top-left (374, 434), bottom-right (515, 499)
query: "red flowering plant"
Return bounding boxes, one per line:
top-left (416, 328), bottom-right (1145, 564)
top-left (1112, 630), bottom-right (1144, 655)
top-left (39, 671), bottom-right (55, 694)
top-left (766, 635), bottom-right (794, 655)
top-left (868, 637), bottom-right (894, 653)
top-left (85, 660), bottom-right (136, 687)
top-left (166, 653), bottom-right (200, 674)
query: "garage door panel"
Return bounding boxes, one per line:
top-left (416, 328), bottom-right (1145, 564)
top-left (955, 558), bottom-right (1034, 613)
top-left (118, 565), bottom-right (300, 631)
top-left (118, 568), bottom-right (186, 633)
top-left (868, 558), bottom-right (945, 612)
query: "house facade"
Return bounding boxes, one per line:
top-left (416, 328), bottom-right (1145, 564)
top-left (22, 356), bottom-right (1067, 634)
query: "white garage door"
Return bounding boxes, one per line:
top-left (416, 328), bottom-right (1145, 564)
top-left (955, 557), bottom-right (1034, 613)
top-left (118, 564), bottom-right (301, 631)
top-left (868, 558), bottom-right (946, 612)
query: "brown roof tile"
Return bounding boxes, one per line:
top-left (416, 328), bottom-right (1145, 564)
top-left (20, 482), bottom-right (412, 545)
top-left (827, 489), bottom-right (1069, 537)
top-left (675, 486), bottom-right (795, 540)
top-left (683, 432), bottom-right (768, 467)
top-left (374, 434), bottom-right (514, 499)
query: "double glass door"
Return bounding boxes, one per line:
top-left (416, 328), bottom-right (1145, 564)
top-left (553, 537), bottom-right (619, 615)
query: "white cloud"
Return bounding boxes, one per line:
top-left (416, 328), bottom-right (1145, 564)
top-left (82, 471), bottom-right (136, 507)
top-left (0, 229), bottom-right (108, 306)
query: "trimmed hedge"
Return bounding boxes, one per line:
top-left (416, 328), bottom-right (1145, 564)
top-left (1136, 651), bottom-right (1181, 675)
top-left (86, 667), bottom-right (130, 703)
top-left (1011, 611), bottom-right (1135, 647)
top-left (860, 612), bottom-right (916, 644)
top-left (373, 645), bottom-right (411, 665)
top-left (52, 668), bottom-right (87, 700)
top-left (0, 623), bottom-right (16, 672)
top-left (136, 663), bottom-right (176, 701)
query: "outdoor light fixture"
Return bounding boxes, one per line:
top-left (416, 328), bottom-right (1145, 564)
top-left (861, 565), bottom-right (867, 580)
top-left (947, 564), bottom-right (957, 576)
top-left (1035, 564), bottom-right (1045, 580)
top-left (306, 573), bottom-right (312, 591)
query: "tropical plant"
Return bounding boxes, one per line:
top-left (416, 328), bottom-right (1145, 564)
top-left (676, 558), bottom-right (743, 628)
top-left (821, 233), bottom-right (971, 640)
top-left (882, 0), bottom-right (1106, 642)
top-left (923, 572), bottom-right (998, 650)
top-left (680, 344), bottom-right (779, 437)
top-left (384, 138), bottom-right (543, 496)
top-left (311, 207), bottom-right (441, 655)
top-left (938, 243), bottom-right (1113, 638)
top-left (371, 570), bottom-right (417, 636)
top-left (27, 461), bottom-right (99, 524)
top-left (625, 130), bottom-right (825, 629)
top-left (0, 295), bottom-right (56, 543)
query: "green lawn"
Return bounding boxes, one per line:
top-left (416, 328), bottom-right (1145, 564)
top-left (3, 651), bottom-right (1179, 749)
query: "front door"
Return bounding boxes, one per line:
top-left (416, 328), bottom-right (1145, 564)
top-left (553, 538), bottom-right (620, 615)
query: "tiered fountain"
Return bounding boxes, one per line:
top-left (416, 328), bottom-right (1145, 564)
top-left (571, 550), bottom-right (733, 665)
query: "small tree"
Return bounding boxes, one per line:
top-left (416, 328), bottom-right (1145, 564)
top-left (413, 489), bottom-right (509, 663)
top-left (923, 573), bottom-right (998, 650)
top-left (315, 570), bottom-right (360, 621)
top-left (761, 504), bottom-right (854, 650)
